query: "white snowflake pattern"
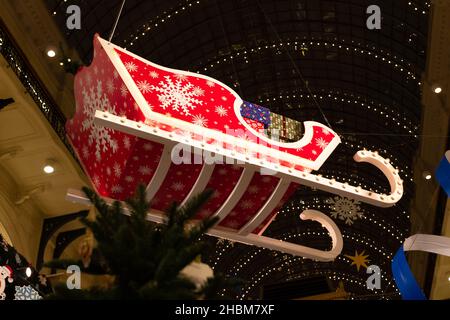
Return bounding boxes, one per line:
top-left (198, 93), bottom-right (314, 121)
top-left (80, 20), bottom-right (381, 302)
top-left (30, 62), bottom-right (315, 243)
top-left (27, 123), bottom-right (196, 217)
top-left (327, 196), bottom-right (363, 225)
top-left (125, 176), bottom-right (134, 183)
top-left (221, 96), bottom-right (228, 101)
top-left (192, 86), bottom-right (205, 96)
top-left (229, 211), bottom-right (239, 217)
top-left (137, 80), bottom-right (152, 93)
top-left (226, 220), bottom-right (241, 229)
top-left (120, 84), bottom-right (128, 97)
top-left (111, 185), bottom-right (124, 194)
top-left (240, 199), bottom-right (254, 209)
top-left (211, 190), bottom-right (221, 198)
top-left (123, 136), bottom-right (131, 149)
top-left (80, 81), bottom-right (118, 160)
top-left (14, 285), bottom-right (42, 300)
top-left (150, 76), bottom-right (203, 115)
top-left (113, 70), bottom-right (119, 79)
top-left (215, 105), bottom-right (228, 117)
top-left (92, 175), bottom-right (101, 187)
top-left (174, 73), bottom-right (188, 81)
top-left (82, 145), bottom-right (89, 159)
top-left (149, 71), bottom-right (159, 78)
top-left (206, 80), bottom-right (215, 87)
top-left (261, 176), bottom-right (272, 183)
top-left (143, 143), bottom-right (153, 151)
top-left (86, 73), bottom-right (92, 85)
top-left (113, 162), bottom-right (122, 177)
top-left (192, 114), bottom-right (208, 127)
top-left (125, 61), bottom-right (138, 72)
top-left (322, 127), bottom-right (331, 135)
top-left (106, 80), bottom-right (115, 94)
top-left (315, 137), bottom-right (329, 149)
top-left (248, 185), bottom-right (259, 194)
top-left (139, 166), bottom-right (152, 175)
top-left (171, 182), bottom-right (185, 191)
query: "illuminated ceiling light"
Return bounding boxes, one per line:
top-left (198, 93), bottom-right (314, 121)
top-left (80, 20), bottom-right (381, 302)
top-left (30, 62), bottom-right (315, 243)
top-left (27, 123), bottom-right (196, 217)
top-left (423, 171), bottom-right (432, 180)
top-left (431, 83), bottom-right (443, 94)
top-left (26, 267), bottom-right (32, 278)
top-left (434, 87), bottom-right (442, 94)
top-left (46, 49), bottom-right (56, 58)
top-left (43, 159), bottom-right (56, 174)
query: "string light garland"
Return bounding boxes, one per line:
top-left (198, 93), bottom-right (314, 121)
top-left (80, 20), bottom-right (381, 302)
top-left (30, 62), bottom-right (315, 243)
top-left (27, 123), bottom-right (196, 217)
top-left (197, 40), bottom-right (421, 84)
top-left (253, 88), bottom-right (418, 134)
top-left (211, 228), bottom-right (401, 299)
top-left (123, 0), bottom-right (203, 47)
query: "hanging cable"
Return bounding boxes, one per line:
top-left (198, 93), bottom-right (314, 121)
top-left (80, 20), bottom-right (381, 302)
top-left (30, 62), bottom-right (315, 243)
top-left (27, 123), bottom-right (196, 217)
top-left (214, 0), bottom-right (244, 97)
top-left (109, 0), bottom-right (127, 42)
top-left (255, 0), bottom-right (333, 130)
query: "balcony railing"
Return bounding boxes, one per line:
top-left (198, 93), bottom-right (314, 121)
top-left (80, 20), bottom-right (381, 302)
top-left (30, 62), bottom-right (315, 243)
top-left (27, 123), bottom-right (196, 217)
top-left (0, 18), bottom-right (80, 167)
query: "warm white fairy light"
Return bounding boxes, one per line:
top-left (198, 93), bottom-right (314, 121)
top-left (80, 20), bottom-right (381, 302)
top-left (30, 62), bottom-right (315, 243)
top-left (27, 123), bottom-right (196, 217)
top-left (199, 40), bottom-right (421, 84)
top-left (211, 224), bottom-right (401, 299)
top-left (254, 88), bottom-right (417, 133)
top-left (123, 0), bottom-right (203, 47)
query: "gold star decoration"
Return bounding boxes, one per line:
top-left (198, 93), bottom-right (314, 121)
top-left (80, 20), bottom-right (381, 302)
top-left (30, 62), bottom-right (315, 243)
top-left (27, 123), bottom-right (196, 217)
top-left (344, 250), bottom-right (370, 271)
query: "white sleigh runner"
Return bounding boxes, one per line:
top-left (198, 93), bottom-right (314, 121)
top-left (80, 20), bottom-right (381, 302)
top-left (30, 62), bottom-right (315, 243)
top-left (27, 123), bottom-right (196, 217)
top-left (65, 35), bottom-right (404, 262)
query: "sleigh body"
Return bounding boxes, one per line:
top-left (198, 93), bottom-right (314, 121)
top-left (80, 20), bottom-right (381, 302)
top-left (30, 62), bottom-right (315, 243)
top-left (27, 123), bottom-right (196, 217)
top-left (66, 35), bottom-right (404, 261)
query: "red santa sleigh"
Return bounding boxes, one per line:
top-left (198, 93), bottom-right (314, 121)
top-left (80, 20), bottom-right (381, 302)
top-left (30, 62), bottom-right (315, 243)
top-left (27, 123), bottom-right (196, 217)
top-left (66, 35), bottom-right (403, 261)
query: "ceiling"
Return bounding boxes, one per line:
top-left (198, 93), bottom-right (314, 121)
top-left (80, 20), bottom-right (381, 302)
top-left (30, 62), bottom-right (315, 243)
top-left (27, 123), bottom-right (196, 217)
top-left (43, 0), bottom-right (432, 299)
top-left (0, 54), bottom-right (87, 217)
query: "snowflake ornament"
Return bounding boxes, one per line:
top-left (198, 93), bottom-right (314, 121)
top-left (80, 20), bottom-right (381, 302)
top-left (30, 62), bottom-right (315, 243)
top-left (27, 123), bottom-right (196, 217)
top-left (192, 114), bottom-right (208, 127)
top-left (315, 137), bottom-right (329, 149)
top-left (120, 84), bottom-right (128, 97)
top-left (240, 199), bottom-right (254, 209)
top-left (106, 80), bottom-right (115, 94)
top-left (80, 81), bottom-right (118, 160)
top-left (327, 196), bottom-right (363, 225)
top-left (138, 165), bottom-right (152, 175)
top-left (150, 76), bottom-right (203, 115)
top-left (215, 105), bottom-right (228, 117)
top-left (14, 285), bottom-right (42, 300)
top-left (171, 182), bottom-right (185, 191)
top-left (137, 80), bottom-right (152, 93)
top-left (111, 185), bottom-right (124, 194)
top-left (174, 73), bottom-right (188, 81)
top-left (124, 61), bottom-right (138, 72)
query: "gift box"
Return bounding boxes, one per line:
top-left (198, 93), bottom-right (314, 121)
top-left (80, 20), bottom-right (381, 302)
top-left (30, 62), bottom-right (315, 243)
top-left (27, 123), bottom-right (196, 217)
top-left (240, 101), bottom-right (271, 128)
top-left (268, 113), bottom-right (302, 142)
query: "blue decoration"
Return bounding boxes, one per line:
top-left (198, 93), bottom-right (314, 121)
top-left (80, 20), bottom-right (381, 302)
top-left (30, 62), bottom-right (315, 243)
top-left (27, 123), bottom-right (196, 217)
top-left (240, 101), bottom-right (271, 128)
top-left (436, 151), bottom-right (450, 196)
top-left (391, 246), bottom-right (427, 300)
